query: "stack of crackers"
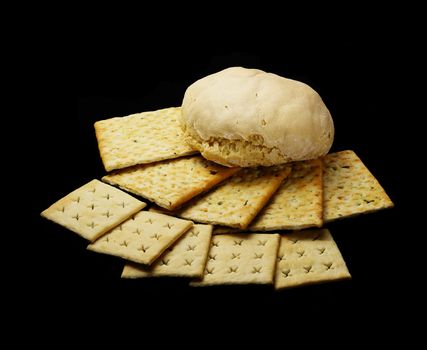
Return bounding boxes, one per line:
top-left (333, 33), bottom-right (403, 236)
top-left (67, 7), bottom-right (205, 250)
top-left (41, 107), bottom-right (394, 289)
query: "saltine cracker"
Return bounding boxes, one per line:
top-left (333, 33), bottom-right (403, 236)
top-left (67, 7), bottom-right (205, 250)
top-left (41, 179), bottom-right (146, 242)
top-left (323, 150), bottom-right (393, 222)
top-left (275, 229), bottom-right (351, 289)
top-left (87, 212), bottom-right (193, 265)
top-left (95, 107), bottom-right (196, 171)
top-left (122, 224), bottom-right (212, 278)
top-left (192, 233), bottom-right (280, 286)
top-left (175, 166), bottom-right (292, 229)
top-left (103, 156), bottom-right (240, 210)
top-left (249, 159), bottom-right (323, 231)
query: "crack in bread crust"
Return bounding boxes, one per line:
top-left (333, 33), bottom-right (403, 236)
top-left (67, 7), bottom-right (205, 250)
top-left (184, 131), bottom-right (292, 167)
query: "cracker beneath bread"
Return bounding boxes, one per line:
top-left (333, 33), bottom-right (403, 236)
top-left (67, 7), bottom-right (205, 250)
top-left (94, 107), bottom-right (197, 171)
top-left (249, 159), bottom-right (323, 231)
top-left (103, 156), bottom-right (240, 210)
top-left (172, 166), bottom-right (292, 229)
top-left (191, 233), bottom-right (280, 286)
top-left (121, 224), bottom-right (212, 278)
top-left (87, 212), bottom-right (193, 265)
top-left (41, 179), bottom-right (146, 242)
top-left (323, 150), bottom-right (394, 222)
top-left (275, 229), bottom-right (351, 289)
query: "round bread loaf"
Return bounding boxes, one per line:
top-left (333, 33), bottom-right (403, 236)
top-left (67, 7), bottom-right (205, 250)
top-left (181, 67), bottom-right (334, 167)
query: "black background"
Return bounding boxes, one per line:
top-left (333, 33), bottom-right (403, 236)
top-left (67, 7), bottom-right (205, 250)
top-left (26, 33), bottom-right (414, 336)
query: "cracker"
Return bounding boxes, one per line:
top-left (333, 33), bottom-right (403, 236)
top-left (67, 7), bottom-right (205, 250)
top-left (191, 233), bottom-right (280, 286)
top-left (87, 212), bottom-right (193, 265)
top-left (103, 156), bottom-right (240, 210)
top-left (323, 150), bottom-right (394, 222)
top-left (173, 166), bottom-right (292, 229)
top-left (41, 179), bottom-right (146, 242)
top-left (94, 107), bottom-right (197, 171)
top-left (275, 229), bottom-right (351, 289)
top-left (121, 224), bottom-right (213, 278)
top-left (248, 159), bottom-right (323, 231)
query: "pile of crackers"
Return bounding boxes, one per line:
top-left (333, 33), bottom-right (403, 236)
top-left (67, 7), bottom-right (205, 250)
top-left (41, 107), bottom-right (394, 289)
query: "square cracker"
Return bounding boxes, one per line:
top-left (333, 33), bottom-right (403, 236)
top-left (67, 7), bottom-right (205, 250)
top-left (103, 156), bottom-right (240, 210)
top-left (94, 107), bottom-right (197, 172)
top-left (172, 165), bottom-right (292, 229)
top-left (248, 159), bottom-right (323, 231)
top-left (121, 224), bottom-right (213, 278)
top-left (323, 150), bottom-right (394, 222)
top-left (87, 211), bottom-right (193, 265)
top-left (191, 233), bottom-right (280, 286)
top-left (41, 179), bottom-right (146, 242)
top-left (275, 229), bottom-right (351, 290)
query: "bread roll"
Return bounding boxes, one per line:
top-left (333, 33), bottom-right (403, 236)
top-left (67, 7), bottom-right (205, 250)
top-left (181, 67), bottom-right (334, 167)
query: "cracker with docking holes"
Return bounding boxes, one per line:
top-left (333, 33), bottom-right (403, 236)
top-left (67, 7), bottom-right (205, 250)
top-left (323, 150), bottom-right (393, 222)
top-left (87, 212), bottom-right (193, 265)
top-left (248, 159), bottom-right (323, 231)
top-left (94, 107), bottom-right (197, 171)
top-left (41, 179), bottom-right (146, 242)
top-left (172, 166), bottom-right (292, 229)
top-left (103, 156), bottom-right (240, 210)
top-left (121, 224), bottom-right (213, 278)
top-left (191, 233), bottom-right (280, 286)
top-left (275, 229), bottom-right (351, 289)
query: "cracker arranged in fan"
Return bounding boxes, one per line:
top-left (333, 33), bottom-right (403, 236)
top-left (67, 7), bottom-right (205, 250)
top-left (275, 229), bottom-right (351, 289)
top-left (122, 224), bottom-right (212, 278)
top-left (103, 156), bottom-right (240, 210)
top-left (248, 159), bottom-right (323, 231)
top-left (41, 179), bottom-right (146, 242)
top-left (95, 107), bottom-right (196, 171)
top-left (323, 150), bottom-right (393, 222)
top-left (164, 166), bottom-right (292, 229)
top-left (87, 211), bottom-right (193, 265)
top-left (191, 233), bottom-right (280, 286)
